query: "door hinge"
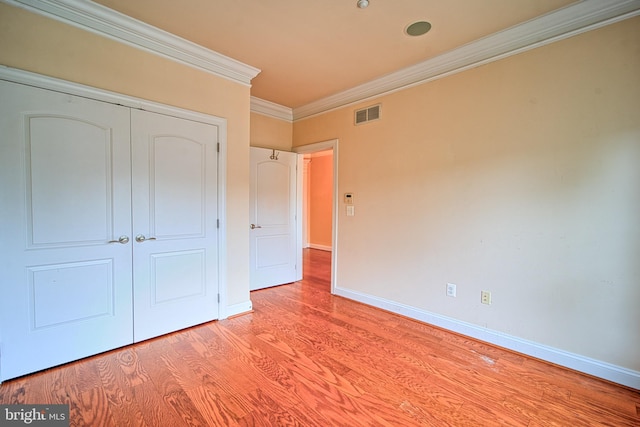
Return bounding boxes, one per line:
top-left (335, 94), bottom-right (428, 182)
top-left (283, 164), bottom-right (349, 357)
top-left (217, 294), bottom-right (220, 303)
top-left (217, 219), bottom-right (220, 228)
top-left (217, 142), bottom-right (220, 153)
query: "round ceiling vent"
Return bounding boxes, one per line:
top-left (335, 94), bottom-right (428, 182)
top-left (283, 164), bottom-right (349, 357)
top-left (406, 21), bottom-right (432, 36)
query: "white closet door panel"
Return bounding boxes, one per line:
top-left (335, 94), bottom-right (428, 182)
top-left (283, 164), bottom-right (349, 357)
top-left (0, 81), bottom-right (133, 381)
top-left (28, 116), bottom-right (113, 245)
top-left (152, 135), bottom-right (205, 237)
top-left (131, 109), bottom-right (219, 342)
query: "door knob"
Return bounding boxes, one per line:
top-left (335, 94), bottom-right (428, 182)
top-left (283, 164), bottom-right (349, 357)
top-left (250, 224), bottom-right (262, 229)
top-left (135, 234), bottom-right (157, 242)
top-left (108, 235), bottom-right (130, 244)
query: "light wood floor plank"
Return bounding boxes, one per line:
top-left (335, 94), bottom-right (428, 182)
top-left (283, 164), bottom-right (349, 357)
top-left (1, 248), bottom-right (639, 426)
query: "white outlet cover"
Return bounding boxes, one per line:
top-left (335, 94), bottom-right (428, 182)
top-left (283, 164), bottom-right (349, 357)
top-left (446, 283), bottom-right (456, 297)
top-left (481, 290), bottom-right (492, 305)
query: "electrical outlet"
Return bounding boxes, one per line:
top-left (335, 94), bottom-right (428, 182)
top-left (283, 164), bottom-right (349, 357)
top-left (446, 283), bottom-right (457, 297)
top-left (481, 290), bottom-right (492, 305)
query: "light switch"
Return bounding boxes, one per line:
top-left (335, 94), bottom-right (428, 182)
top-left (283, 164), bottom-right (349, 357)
top-left (346, 205), bottom-right (355, 216)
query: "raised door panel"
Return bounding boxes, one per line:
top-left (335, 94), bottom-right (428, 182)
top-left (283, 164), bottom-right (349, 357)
top-left (151, 135), bottom-right (206, 237)
top-left (0, 81), bottom-right (133, 381)
top-left (131, 109), bottom-right (219, 342)
top-left (28, 116), bottom-right (115, 244)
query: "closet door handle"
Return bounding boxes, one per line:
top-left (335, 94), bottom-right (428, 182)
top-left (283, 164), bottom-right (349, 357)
top-left (250, 224), bottom-right (262, 229)
top-left (108, 235), bottom-right (130, 244)
top-left (135, 234), bottom-right (157, 243)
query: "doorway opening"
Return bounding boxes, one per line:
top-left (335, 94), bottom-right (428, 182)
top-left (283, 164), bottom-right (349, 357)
top-left (302, 149), bottom-right (333, 252)
top-left (294, 139), bottom-right (338, 294)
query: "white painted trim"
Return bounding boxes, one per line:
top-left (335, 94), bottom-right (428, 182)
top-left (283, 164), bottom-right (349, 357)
top-left (295, 155), bottom-right (304, 282)
top-left (6, 0), bottom-right (637, 121)
top-left (293, 0), bottom-right (640, 120)
top-left (216, 116), bottom-right (229, 320)
top-left (250, 97), bottom-right (293, 122)
top-left (1, 0), bottom-right (260, 86)
top-left (334, 286), bottom-right (640, 390)
top-left (294, 139), bottom-right (339, 294)
top-left (308, 244), bottom-right (332, 252)
top-left (225, 300), bottom-right (253, 318)
top-left (0, 66), bottom-right (221, 125)
top-left (0, 65), bottom-right (230, 324)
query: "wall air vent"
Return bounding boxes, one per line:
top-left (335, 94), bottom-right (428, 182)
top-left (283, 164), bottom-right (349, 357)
top-left (354, 104), bottom-right (381, 125)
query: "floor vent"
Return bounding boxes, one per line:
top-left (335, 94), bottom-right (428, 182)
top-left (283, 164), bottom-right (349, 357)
top-left (355, 104), bottom-right (381, 125)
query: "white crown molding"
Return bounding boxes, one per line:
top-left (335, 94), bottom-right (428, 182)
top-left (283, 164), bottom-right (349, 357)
top-left (5, 0), bottom-right (638, 119)
top-left (1, 0), bottom-right (261, 86)
top-left (250, 96), bottom-right (293, 122)
top-left (293, 0), bottom-right (640, 121)
top-left (0, 65), bottom-right (228, 126)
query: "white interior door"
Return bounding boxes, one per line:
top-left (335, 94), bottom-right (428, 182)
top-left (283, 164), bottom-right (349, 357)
top-left (0, 81), bottom-right (133, 381)
top-left (249, 147), bottom-right (298, 290)
top-left (131, 109), bottom-right (219, 342)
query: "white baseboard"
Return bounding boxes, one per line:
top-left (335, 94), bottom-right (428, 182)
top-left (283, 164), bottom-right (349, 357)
top-left (334, 286), bottom-right (640, 390)
top-left (224, 300), bottom-right (253, 319)
top-left (308, 243), bottom-right (332, 252)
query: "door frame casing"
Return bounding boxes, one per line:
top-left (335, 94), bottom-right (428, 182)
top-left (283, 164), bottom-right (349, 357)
top-left (0, 66), bottom-right (230, 318)
top-left (293, 139), bottom-right (339, 293)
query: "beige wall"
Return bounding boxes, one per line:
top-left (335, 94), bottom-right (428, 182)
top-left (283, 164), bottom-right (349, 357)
top-left (250, 112), bottom-right (292, 151)
top-left (293, 17), bottom-right (640, 371)
top-left (309, 154), bottom-right (333, 248)
top-left (0, 3), bottom-right (252, 308)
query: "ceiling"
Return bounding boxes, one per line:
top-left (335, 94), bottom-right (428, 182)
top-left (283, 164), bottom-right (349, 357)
top-left (92, 0), bottom-right (578, 109)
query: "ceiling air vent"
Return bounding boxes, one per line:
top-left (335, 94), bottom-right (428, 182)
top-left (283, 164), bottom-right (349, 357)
top-left (354, 104), bottom-right (381, 125)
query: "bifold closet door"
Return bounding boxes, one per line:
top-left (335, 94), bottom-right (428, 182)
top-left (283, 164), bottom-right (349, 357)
top-left (0, 81), bottom-right (220, 382)
top-left (130, 109), bottom-right (219, 342)
top-left (0, 81), bottom-right (134, 381)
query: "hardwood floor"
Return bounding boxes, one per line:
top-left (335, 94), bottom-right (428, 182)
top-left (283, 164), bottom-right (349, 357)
top-left (1, 248), bottom-right (639, 426)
